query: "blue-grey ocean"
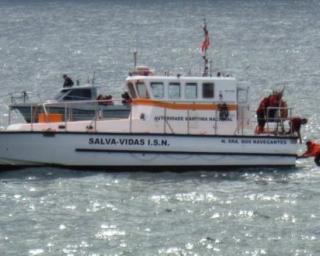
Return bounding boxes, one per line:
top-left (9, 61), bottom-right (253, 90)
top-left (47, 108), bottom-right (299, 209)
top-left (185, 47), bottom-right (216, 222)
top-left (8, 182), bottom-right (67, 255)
top-left (1, 0), bottom-right (320, 255)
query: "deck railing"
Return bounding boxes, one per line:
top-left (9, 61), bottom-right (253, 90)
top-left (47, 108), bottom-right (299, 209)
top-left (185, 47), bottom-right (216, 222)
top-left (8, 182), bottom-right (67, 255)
top-left (7, 100), bottom-right (295, 136)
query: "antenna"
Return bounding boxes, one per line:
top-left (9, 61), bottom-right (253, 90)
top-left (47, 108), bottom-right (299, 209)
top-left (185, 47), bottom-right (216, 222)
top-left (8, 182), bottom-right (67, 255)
top-left (133, 51), bottom-right (137, 69)
top-left (209, 60), bottom-right (213, 76)
top-left (92, 71), bottom-right (96, 85)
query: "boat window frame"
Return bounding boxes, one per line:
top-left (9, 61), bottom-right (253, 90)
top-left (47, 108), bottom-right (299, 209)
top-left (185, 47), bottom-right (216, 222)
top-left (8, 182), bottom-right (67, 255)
top-left (150, 82), bottom-right (165, 99)
top-left (136, 81), bottom-right (150, 99)
top-left (202, 82), bottom-right (215, 99)
top-left (168, 82), bottom-right (181, 99)
top-left (127, 82), bottom-right (138, 99)
top-left (185, 82), bottom-right (198, 100)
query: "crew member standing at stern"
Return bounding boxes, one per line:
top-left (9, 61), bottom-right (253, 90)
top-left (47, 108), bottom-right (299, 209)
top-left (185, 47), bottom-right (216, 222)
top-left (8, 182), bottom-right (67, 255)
top-left (288, 117), bottom-right (308, 144)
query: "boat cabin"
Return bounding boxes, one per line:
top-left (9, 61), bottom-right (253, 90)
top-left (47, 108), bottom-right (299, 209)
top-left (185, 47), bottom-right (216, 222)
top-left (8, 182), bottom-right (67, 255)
top-left (126, 75), bottom-right (238, 102)
top-left (125, 74), bottom-right (250, 135)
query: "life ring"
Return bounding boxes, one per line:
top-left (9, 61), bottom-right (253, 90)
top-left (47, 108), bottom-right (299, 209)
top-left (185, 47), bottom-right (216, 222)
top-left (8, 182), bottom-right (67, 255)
top-left (218, 103), bottom-right (229, 121)
top-left (314, 154), bottom-right (320, 166)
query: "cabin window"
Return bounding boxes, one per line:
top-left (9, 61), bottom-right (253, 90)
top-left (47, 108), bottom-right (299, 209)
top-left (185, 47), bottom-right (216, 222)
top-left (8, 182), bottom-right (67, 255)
top-left (185, 83), bottom-right (198, 99)
top-left (127, 82), bottom-right (137, 98)
top-left (202, 83), bottom-right (214, 98)
top-left (169, 82), bottom-right (181, 99)
top-left (63, 89), bottom-right (92, 101)
top-left (150, 82), bottom-right (164, 99)
top-left (136, 81), bottom-right (149, 98)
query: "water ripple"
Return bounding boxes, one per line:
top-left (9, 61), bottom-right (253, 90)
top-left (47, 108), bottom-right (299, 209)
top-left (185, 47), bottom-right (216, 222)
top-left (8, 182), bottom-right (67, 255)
top-left (1, 0), bottom-right (320, 255)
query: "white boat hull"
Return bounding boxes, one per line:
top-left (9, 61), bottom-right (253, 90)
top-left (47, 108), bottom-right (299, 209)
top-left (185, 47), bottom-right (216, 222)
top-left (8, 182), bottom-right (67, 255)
top-left (0, 132), bottom-right (298, 168)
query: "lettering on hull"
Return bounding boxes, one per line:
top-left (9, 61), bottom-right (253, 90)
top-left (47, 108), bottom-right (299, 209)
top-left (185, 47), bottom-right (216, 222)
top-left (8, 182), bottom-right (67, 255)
top-left (154, 115), bottom-right (234, 122)
top-left (88, 137), bottom-right (170, 147)
top-left (221, 138), bottom-right (288, 145)
top-left (88, 136), bottom-right (292, 149)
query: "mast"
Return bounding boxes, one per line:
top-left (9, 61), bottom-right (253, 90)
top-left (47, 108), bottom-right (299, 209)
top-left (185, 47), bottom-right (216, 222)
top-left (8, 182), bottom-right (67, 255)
top-left (133, 51), bottom-right (137, 70)
top-left (201, 19), bottom-right (210, 76)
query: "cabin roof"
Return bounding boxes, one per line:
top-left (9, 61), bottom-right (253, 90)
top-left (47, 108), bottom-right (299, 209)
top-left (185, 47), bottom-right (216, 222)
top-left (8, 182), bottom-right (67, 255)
top-left (58, 84), bottom-right (98, 91)
top-left (126, 75), bottom-right (236, 82)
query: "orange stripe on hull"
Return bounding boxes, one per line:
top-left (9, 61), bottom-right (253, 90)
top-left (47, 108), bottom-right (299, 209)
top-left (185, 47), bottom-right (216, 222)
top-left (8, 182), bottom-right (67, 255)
top-left (132, 99), bottom-right (237, 111)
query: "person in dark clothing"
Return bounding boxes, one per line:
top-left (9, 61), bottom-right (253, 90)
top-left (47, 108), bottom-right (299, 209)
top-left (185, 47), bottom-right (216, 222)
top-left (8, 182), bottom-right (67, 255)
top-left (63, 74), bottom-right (74, 88)
top-left (288, 117), bottom-right (308, 143)
top-left (256, 96), bottom-right (269, 133)
top-left (121, 91), bottom-right (132, 105)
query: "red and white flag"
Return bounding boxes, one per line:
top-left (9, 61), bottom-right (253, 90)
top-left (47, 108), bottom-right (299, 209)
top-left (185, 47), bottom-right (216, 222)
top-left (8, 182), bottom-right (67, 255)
top-left (200, 23), bottom-right (210, 55)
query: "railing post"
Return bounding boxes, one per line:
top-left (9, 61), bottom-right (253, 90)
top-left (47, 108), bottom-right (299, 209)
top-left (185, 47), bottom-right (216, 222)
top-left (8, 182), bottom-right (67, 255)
top-left (289, 107), bottom-right (293, 136)
top-left (266, 107), bottom-right (269, 132)
top-left (164, 107), bottom-right (167, 134)
top-left (187, 109), bottom-right (190, 134)
top-left (242, 106), bottom-right (245, 135)
top-left (94, 101), bottom-right (98, 132)
top-left (215, 109), bottom-right (218, 135)
top-left (129, 108), bottom-right (132, 133)
top-left (64, 102), bottom-right (67, 131)
top-left (8, 106), bottom-right (11, 127)
top-left (30, 104), bottom-right (33, 132)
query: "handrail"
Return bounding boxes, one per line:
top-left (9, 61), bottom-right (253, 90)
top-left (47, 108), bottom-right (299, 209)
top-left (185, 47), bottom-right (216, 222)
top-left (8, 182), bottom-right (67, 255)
top-left (6, 98), bottom-right (297, 137)
top-left (10, 91), bottom-right (29, 104)
top-left (42, 98), bottom-right (124, 107)
top-left (265, 106), bottom-right (293, 135)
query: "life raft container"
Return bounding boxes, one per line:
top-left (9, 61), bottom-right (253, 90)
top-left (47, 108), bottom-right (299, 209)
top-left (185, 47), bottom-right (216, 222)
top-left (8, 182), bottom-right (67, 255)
top-left (132, 66), bottom-right (154, 76)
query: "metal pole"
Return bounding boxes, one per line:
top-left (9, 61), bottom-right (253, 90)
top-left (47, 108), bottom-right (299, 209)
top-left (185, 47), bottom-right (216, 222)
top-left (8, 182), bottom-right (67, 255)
top-left (64, 103), bottom-right (67, 131)
top-left (8, 106), bottom-right (11, 127)
top-left (215, 109), bottom-right (218, 135)
top-left (241, 106), bottom-right (244, 135)
top-left (187, 109), bottom-right (190, 134)
top-left (164, 108), bottom-right (167, 134)
top-left (94, 101), bottom-right (98, 132)
top-left (133, 51), bottom-right (137, 70)
top-left (30, 104), bottom-right (33, 132)
top-left (129, 108), bottom-right (132, 133)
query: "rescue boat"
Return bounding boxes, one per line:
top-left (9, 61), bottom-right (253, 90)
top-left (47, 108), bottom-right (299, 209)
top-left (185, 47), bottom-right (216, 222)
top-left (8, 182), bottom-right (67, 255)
top-left (0, 67), bottom-right (306, 168)
top-left (0, 23), bottom-right (316, 169)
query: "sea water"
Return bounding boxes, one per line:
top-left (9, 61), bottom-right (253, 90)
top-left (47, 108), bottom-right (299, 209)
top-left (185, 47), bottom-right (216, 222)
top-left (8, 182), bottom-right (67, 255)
top-left (1, 0), bottom-right (320, 255)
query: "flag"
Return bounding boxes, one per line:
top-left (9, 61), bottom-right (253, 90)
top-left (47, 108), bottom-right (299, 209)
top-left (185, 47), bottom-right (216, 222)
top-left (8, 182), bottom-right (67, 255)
top-left (200, 23), bottom-right (210, 55)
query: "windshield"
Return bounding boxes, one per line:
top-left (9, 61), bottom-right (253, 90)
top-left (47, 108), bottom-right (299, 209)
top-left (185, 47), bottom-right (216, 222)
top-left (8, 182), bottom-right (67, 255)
top-left (54, 89), bottom-right (70, 101)
top-left (53, 88), bottom-right (93, 101)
